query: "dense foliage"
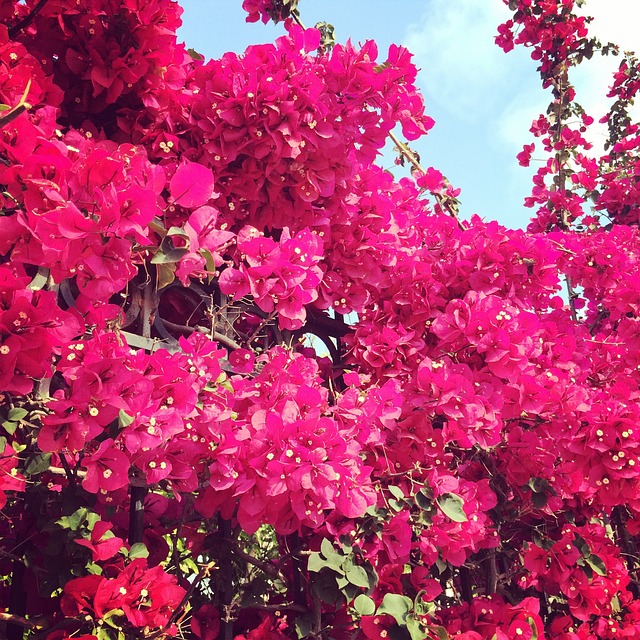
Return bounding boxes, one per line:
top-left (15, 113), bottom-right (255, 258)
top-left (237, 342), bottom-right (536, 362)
top-left (1, 0), bottom-right (640, 638)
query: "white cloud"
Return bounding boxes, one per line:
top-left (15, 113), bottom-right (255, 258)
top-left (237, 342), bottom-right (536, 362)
top-left (404, 0), bottom-right (640, 149)
top-left (579, 0), bottom-right (639, 53)
top-left (401, 0), bottom-right (640, 227)
top-left (404, 0), bottom-right (518, 121)
top-left (573, 0), bottom-right (640, 152)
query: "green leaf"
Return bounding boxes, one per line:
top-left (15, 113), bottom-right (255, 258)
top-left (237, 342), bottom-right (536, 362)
top-left (526, 616), bottom-right (539, 640)
top-left (406, 616), bottom-right (427, 640)
top-left (354, 594), bottom-right (376, 616)
top-left (321, 538), bottom-right (335, 558)
top-left (312, 572), bottom-right (341, 605)
top-left (611, 594), bottom-right (622, 613)
top-left (388, 485), bottom-right (405, 500)
top-left (150, 246), bottom-right (188, 264)
top-left (128, 542), bottom-right (149, 560)
top-left (149, 217), bottom-right (168, 238)
top-left (573, 534), bottom-right (590, 558)
top-left (374, 62), bottom-right (391, 73)
top-left (0, 104), bottom-right (10, 112)
top-left (118, 409), bottom-right (135, 428)
top-left (295, 614), bottom-right (313, 639)
top-left (57, 507), bottom-right (90, 531)
top-left (325, 553), bottom-right (346, 573)
top-left (531, 491), bottom-right (548, 509)
top-left (426, 626), bottom-right (450, 640)
top-left (200, 249), bottom-right (217, 283)
top-left (186, 47), bottom-right (204, 61)
top-left (8, 408), bottom-right (28, 421)
top-left (27, 266), bottom-right (50, 291)
top-left (585, 554), bottom-right (607, 576)
top-left (414, 593), bottom-right (435, 617)
top-left (102, 608), bottom-right (125, 628)
top-left (25, 452), bottom-right (52, 476)
top-left (85, 512), bottom-right (101, 531)
top-left (96, 627), bottom-right (112, 640)
top-left (2, 421), bottom-right (18, 435)
top-left (308, 552), bottom-right (326, 573)
top-left (346, 565), bottom-right (370, 588)
top-left (377, 593), bottom-right (413, 625)
top-left (151, 228), bottom-right (190, 264)
top-left (436, 493), bottom-right (468, 523)
top-left (336, 575), bottom-right (349, 590)
top-left (415, 488), bottom-right (432, 510)
top-left (167, 226), bottom-right (190, 239)
top-left (156, 262), bottom-right (177, 289)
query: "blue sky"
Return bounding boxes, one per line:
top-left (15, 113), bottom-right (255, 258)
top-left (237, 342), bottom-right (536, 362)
top-left (179, 0), bottom-right (640, 229)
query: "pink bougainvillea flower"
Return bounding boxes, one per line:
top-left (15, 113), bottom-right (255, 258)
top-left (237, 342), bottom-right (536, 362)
top-left (170, 160), bottom-right (216, 208)
top-left (229, 348), bottom-right (256, 373)
top-left (82, 439), bottom-right (130, 494)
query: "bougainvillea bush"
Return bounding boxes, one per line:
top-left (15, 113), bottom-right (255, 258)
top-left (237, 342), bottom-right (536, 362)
top-left (1, 0), bottom-right (640, 638)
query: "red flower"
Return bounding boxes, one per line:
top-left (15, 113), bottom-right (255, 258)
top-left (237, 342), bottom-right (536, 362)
top-left (75, 521), bottom-right (125, 562)
top-left (192, 604), bottom-right (221, 640)
top-left (94, 559), bottom-right (186, 630)
top-left (360, 615), bottom-right (395, 640)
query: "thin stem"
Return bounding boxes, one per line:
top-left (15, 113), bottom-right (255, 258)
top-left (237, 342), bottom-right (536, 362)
top-left (291, 11), bottom-right (306, 30)
top-left (550, 64), bottom-right (580, 323)
top-left (7, 560), bottom-right (26, 640)
top-left (458, 565), bottom-right (473, 604)
top-left (388, 131), bottom-right (464, 229)
top-left (58, 453), bottom-right (77, 489)
top-left (485, 550), bottom-right (498, 595)
top-left (0, 104), bottom-right (29, 129)
top-left (128, 280), bottom-right (154, 546)
top-left (564, 276), bottom-right (578, 323)
top-left (8, 0), bottom-right (50, 38)
top-left (128, 485), bottom-right (147, 545)
top-left (247, 602), bottom-right (307, 613)
top-left (288, 533), bottom-right (307, 608)
top-left (0, 611), bottom-right (43, 631)
top-left (223, 539), bottom-right (288, 582)
top-left (243, 311), bottom-right (277, 347)
top-left (612, 507), bottom-right (640, 598)
top-left (141, 280), bottom-right (154, 340)
top-left (161, 319), bottom-right (243, 351)
top-left (219, 519), bottom-right (235, 640)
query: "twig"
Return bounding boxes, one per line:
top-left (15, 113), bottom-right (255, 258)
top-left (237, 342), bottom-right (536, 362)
top-left (388, 131), bottom-right (464, 229)
top-left (127, 282), bottom-right (153, 545)
top-left (8, 0), bottom-right (50, 38)
top-left (58, 453), bottom-right (77, 489)
top-left (242, 311), bottom-right (277, 347)
top-left (458, 565), bottom-right (473, 604)
top-left (291, 11), bottom-right (306, 30)
top-left (223, 539), bottom-right (288, 582)
top-left (161, 319), bottom-right (242, 351)
top-left (219, 519), bottom-right (234, 640)
top-left (612, 507), bottom-right (640, 599)
top-left (247, 602), bottom-right (307, 613)
top-left (0, 611), bottom-right (44, 631)
top-left (485, 550), bottom-right (498, 595)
